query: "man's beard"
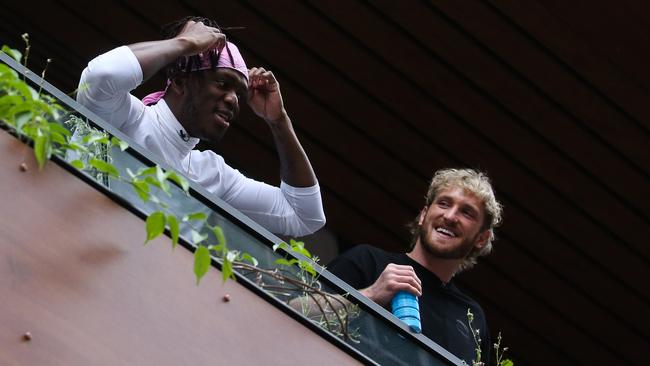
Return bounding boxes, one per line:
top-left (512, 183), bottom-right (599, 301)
top-left (419, 227), bottom-right (479, 260)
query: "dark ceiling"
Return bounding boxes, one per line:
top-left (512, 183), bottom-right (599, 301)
top-left (2, 1), bottom-right (649, 365)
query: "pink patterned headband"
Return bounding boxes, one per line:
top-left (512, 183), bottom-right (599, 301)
top-left (142, 41), bottom-right (248, 106)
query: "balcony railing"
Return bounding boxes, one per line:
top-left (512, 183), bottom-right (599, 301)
top-left (0, 50), bottom-right (464, 366)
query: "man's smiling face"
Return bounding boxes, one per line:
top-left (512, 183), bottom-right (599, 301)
top-left (179, 68), bottom-right (248, 142)
top-left (417, 187), bottom-right (490, 260)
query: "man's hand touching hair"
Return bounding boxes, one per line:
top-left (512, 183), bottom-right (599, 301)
top-left (175, 20), bottom-right (226, 57)
top-left (247, 67), bottom-right (287, 125)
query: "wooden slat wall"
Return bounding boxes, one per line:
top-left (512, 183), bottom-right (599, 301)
top-left (2, 1), bottom-right (648, 364)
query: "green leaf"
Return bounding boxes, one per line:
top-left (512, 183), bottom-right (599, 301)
top-left (65, 142), bottom-right (87, 152)
top-left (190, 230), bottom-right (208, 245)
top-left (272, 241), bottom-right (289, 252)
top-left (50, 131), bottom-right (66, 145)
top-left (153, 166), bottom-right (171, 195)
top-left (209, 244), bottom-right (224, 253)
top-left (167, 172), bottom-right (190, 192)
top-left (130, 180), bottom-right (150, 202)
top-left (89, 158), bottom-right (119, 178)
top-left (14, 110), bottom-right (33, 131)
top-left (137, 166), bottom-right (157, 176)
top-left (2, 45), bottom-right (22, 62)
top-left (194, 246), bottom-right (211, 285)
top-left (299, 260), bottom-right (317, 277)
top-left (33, 133), bottom-right (48, 170)
top-left (155, 165), bottom-right (169, 183)
top-left (0, 95), bottom-right (23, 116)
top-left (50, 101), bottom-right (67, 114)
top-left (296, 246), bottom-right (312, 258)
top-left (500, 360), bottom-right (514, 366)
top-left (70, 159), bottom-right (84, 169)
top-left (182, 212), bottom-right (207, 222)
top-left (48, 122), bottom-right (71, 137)
top-left (144, 176), bottom-right (163, 189)
top-left (144, 211), bottom-right (166, 244)
top-left (160, 180), bottom-right (171, 196)
top-left (167, 214), bottom-right (179, 249)
top-left (111, 136), bottom-right (128, 151)
top-left (275, 258), bottom-right (298, 267)
top-left (290, 239), bottom-right (312, 258)
top-left (84, 133), bottom-right (110, 145)
top-left (0, 63), bottom-right (19, 78)
top-left (211, 226), bottom-right (226, 247)
top-left (7, 79), bottom-right (35, 101)
top-left (32, 99), bottom-right (54, 115)
top-left (221, 256), bottom-right (234, 283)
top-left (241, 253), bottom-right (258, 267)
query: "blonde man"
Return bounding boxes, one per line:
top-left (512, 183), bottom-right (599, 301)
top-left (328, 168), bottom-right (503, 364)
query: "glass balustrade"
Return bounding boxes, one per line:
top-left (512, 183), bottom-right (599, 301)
top-left (1, 51), bottom-right (463, 366)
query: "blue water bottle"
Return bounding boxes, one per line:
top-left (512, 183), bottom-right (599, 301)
top-left (391, 291), bottom-right (422, 333)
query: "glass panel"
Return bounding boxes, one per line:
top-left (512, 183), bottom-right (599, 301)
top-left (106, 147), bottom-right (282, 267)
top-left (1, 52), bottom-right (460, 366)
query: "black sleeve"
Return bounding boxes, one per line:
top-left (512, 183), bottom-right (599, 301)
top-left (326, 244), bottom-right (379, 291)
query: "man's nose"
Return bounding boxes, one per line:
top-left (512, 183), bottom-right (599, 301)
top-left (223, 90), bottom-right (239, 108)
top-left (443, 207), bottom-right (459, 223)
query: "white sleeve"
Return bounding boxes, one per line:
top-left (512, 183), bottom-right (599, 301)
top-left (192, 151), bottom-right (326, 237)
top-left (76, 46), bottom-right (145, 130)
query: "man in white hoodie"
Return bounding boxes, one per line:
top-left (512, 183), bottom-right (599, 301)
top-left (77, 16), bottom-right (325, 237)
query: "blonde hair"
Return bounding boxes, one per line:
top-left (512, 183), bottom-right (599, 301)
top-left (410, 168), bottom-right (503, 272)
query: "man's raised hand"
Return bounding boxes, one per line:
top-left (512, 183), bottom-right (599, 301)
top-left (176, 20), bottom-right (226, 56)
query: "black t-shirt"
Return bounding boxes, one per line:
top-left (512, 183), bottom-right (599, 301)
top-left (328, 244), bottom-right (491, 365)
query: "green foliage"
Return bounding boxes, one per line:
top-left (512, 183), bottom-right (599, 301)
top-left (144, 211), bottom-right (166, 244)
top-left (111, 136), bottom-right (128, 151)
top-left (191, 229), bottom-right (208, 245)
top-left (183, 212), bottom-right (207, 222)
top-left (130, 179), bottom-right (151, 202)
top-left (167, 171), bottom-right (189, 192)
top-left (240, 253), bottom-right (258, 267)
top-left (2, 45), bottom-right (22, 63)
top-left (220, 251), bottom-right (235, 283)
top-left (166, 214), bottom-right (179, 249)
top-left (211, 225), bottom-right (226, 246)
top-left (196, 227), bottom-right (244, 284)
top-left (273, 239), bottom-right (319, 278)
top-left (0, 47), bottom-right (67, 171)
top-left (193, 245), bottom-right (211, 285)
top-left (70, 159), bottom-right (84, 169)
top-left (89, 158), bottom-right (119, 178)
top-left (33, 130), bottom-right (49, 169)
top-left (466, 309), bottom-right (514, 366)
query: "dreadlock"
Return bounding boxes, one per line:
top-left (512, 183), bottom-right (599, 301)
top-left (159, 16), bottom-right (225, 80)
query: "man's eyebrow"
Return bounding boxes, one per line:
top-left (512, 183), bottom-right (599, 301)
top-left (462, 203), bottom-right (479, 212)
top-left (461, 202), bottom-right (482, 216)
top-left (217, 71), bottom-right (248, 90)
